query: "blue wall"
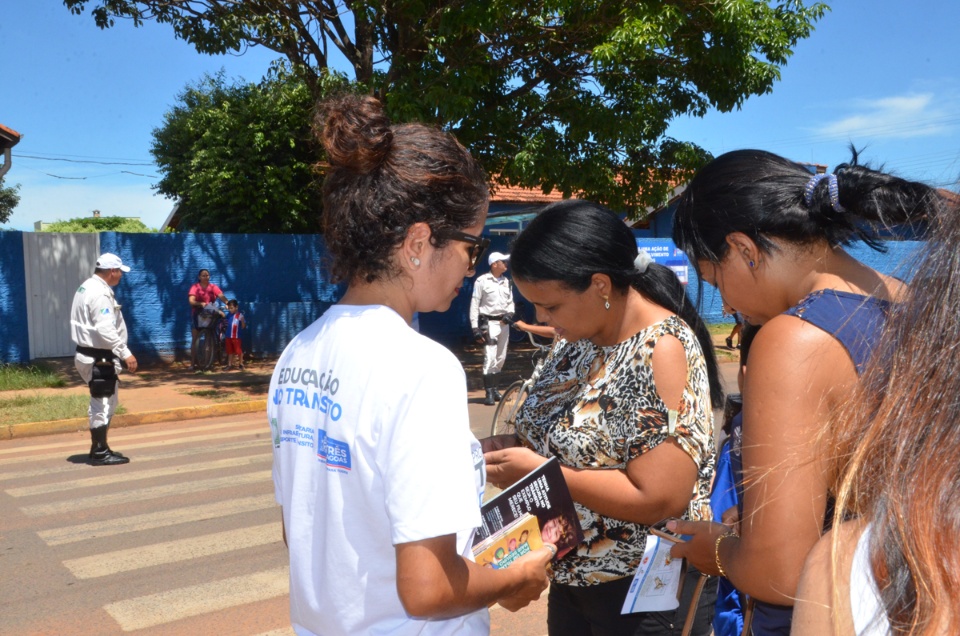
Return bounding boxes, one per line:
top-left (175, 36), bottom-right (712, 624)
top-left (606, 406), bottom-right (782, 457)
top-left (472, 234), bottom-right (926, 330)
top-left (98, 232), bottom-right (344, 361)
top-left (0, 233), bottom-right (29, 363)
top-left (0, 230), bottom-right (929, 363)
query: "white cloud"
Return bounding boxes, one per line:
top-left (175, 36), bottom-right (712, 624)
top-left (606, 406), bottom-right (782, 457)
top-left (815, 93), bottom-right (957, 141)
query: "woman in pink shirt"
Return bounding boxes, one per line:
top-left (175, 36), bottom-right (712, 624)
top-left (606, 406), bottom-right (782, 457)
top-left (188, 268), bottom-right (227, 370)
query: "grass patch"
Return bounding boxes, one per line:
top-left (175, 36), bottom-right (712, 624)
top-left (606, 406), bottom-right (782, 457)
top-left (186, 389), bottom-right (220, 398)
top-left (0, 363), bottom-right (67, 391)
top-left (707, 322), bottom-right (737, 337)
top-left (0, 394), bottom-right (126, 426)
top-left (183, 388), bottom-right (257, 402)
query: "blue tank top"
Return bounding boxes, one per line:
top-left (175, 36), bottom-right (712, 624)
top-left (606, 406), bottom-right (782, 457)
top-left (733, 289), bottom-right (891, 635)
top-left (783, 289), bottom-right (890, 374)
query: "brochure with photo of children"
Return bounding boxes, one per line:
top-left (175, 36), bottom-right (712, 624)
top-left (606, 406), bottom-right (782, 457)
top-left (474, 456), bottom-right (583, 560)
top-left (472, 512), bottom-right (543, 569)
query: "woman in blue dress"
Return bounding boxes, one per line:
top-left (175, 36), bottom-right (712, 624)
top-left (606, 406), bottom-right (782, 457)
top-left (666, 149), bottom-right (943, 634)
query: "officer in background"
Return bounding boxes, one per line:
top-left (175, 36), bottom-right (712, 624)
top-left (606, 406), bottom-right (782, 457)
top-left (70, 253), bottom-right (138, 465)
top-left (470, 251), bottom-right (515, 405)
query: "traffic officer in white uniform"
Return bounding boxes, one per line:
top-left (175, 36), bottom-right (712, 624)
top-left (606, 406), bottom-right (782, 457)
top-left (70, 253), bottom-right (138, 465)
top-left (469, 251), bottom-right (515, 405)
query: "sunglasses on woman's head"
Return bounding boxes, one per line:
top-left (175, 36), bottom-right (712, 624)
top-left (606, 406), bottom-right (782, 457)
top-left (437, 229), bottom-right (491, 270)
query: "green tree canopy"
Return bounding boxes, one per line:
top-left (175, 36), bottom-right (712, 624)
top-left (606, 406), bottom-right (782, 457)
top-left (0, 178), bottom-right (20, 225)
top-left (41, 215), bottom-right (157, 232)
top-left (66, 0), bottom-right (827, 216)
top-left (151, 66), bottom-right (330, 233)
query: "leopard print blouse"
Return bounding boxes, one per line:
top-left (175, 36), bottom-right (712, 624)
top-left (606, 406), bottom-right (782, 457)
top-left (515, 315), bottom-right (715, 586)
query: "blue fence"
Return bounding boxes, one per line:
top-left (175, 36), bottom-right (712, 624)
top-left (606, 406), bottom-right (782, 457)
top-left (0, 233), bottom-right (29, 363)
top-left (0, 231), bottom-right (926, 364)
top-left (97, 232), bottom-right (345, 361)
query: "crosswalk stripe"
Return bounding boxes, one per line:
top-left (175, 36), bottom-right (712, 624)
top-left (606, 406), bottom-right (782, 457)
top-left (0, 418), bottom-right (262, 456)
top-left (0, 438), bottom-right (267, 482)
top-left (103, 566), bottom-right (289, 631)
top-left (38, 493), bottom-right (278, 545)
top-left (7, 452), bottom-right (271, 497)
top-left (0, 428), bottom-right (270, 467)
top-left (63, 522), bottom-right (281, 578)
top-left (21, 470), bottom-right (272, 517)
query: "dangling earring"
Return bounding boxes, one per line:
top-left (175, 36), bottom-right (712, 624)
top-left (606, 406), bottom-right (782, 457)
top-left (603, 295), bottom-right (610, 311)
top-left (411, 257), bottom-right (421, 267)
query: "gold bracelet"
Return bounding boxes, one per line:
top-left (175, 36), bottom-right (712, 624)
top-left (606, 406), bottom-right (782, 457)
top-left (715, 532), bottom-right (736, 578)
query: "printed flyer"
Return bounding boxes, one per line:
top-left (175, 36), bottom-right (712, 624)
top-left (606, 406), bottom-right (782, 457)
top-left (621, 534), bottom-right (684, 614)
top-left (474, 456), bottom-right (583, 560)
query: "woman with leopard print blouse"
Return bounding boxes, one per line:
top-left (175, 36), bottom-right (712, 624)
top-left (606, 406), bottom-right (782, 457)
top-left (485, 200), bottom-right (723, 636)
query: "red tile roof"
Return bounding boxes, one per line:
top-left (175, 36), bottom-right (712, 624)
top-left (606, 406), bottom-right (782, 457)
top-left (490, 183), bottom-right (571, 204)
top-left (0, 123), bottom-right (22, 149)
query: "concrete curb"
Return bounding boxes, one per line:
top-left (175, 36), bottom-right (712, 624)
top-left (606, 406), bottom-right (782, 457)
top-left (0, 399), bottom-right (268, 441)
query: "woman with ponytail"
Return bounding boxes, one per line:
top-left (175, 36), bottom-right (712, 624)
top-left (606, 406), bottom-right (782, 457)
top-left (666, 149), bottom-right (942, 634)
top-left (484, 200), bottom-right (722, 635)
top-left (268, 94), bottom-right (551, 636)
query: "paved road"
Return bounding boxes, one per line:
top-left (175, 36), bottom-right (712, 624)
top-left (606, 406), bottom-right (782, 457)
top-left (0, 405), bottom-right (549, 635)
top-left (0, 361), bottom-right (736, 635)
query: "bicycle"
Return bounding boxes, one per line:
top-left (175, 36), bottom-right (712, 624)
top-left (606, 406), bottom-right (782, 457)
top-left (195, 302), bottom-right (227, 371)
top-left (490, 332), bottom-right (553, 436)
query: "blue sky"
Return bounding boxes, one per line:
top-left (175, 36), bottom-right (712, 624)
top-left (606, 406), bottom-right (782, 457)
top-left (2, 2), bottom-right (959, 232)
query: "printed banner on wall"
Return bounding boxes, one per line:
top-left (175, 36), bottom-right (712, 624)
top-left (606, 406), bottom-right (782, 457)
top-left (636, 239), bottom-right (690, 285)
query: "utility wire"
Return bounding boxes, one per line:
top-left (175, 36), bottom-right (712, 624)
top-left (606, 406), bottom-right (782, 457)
top-left (13, 153), bottom-right (155, 167)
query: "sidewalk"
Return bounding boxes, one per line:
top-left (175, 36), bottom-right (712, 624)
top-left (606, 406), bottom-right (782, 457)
top-left (0, 358), bottom-right (273, 440)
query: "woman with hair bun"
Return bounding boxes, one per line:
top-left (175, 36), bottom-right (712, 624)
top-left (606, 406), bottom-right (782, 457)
top-left (666, 149), bottom-right (943, 634)
top-left (268, 94), bottom-right (552, 636)
top-left (485, 199), bottom-right (723, 635)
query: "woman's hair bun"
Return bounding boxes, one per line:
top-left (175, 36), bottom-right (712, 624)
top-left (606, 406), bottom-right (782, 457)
top-left (317, 94), bottom-right (393, 174)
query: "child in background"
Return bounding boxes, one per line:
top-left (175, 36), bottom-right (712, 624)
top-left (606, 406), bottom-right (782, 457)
top-left (225, 299), bottom-right (246, 370)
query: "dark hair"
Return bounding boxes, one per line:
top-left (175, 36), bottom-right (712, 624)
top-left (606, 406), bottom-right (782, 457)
top-left (827, 201), bottom-right (960, 632)
top-left (672, 149), bottom-right (941, 267)
top-left (316, 94), bottom-right (489, 284)
top-left (227, 299), bottom-right (238, 307)
top-left (511, 200), bottom-right (723, 405)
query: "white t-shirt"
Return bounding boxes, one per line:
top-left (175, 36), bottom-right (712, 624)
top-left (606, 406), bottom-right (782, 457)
top-left (851, 523), bottom-right (891, 635)
top-left (268, 304), bottom-right (489, 636)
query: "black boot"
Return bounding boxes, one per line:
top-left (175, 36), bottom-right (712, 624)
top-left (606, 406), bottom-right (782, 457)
top-left (482, 375), bottom-right (496, 406)
top-left (89, 426), bottom-right (129, 466)
top-left (102, 423), bottom-right (126, 459)
top-left (491, 373), bottom-right (503, 402)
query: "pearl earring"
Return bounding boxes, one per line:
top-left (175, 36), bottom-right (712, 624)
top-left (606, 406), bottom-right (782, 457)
top-left (411, 257), bottom-right (421, 267)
